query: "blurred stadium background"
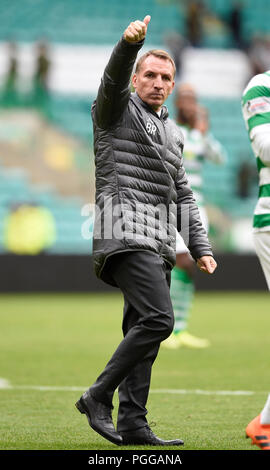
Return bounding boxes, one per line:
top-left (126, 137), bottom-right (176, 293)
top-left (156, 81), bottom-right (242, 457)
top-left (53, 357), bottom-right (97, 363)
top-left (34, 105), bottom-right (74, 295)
top-left (0, 0), bottom-right (268, 291)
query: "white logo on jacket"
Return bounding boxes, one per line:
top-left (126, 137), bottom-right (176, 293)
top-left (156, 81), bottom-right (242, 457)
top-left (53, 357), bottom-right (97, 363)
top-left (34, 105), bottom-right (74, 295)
top-left (146, 118), bottom-right (157, 136)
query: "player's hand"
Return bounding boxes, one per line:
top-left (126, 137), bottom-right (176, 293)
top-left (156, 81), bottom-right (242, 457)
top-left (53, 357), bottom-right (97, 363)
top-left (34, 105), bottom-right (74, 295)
top-left (197, 256), bottom-right (217, 274)
top-left (124, 15), bottom-right (151, 43)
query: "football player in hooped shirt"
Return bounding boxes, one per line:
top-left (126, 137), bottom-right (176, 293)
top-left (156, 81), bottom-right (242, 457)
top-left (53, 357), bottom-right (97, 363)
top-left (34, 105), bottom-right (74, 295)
top-left (242, 71), bottom-right (270, 450)
top-left (163, 84), bottom-right (226, 350)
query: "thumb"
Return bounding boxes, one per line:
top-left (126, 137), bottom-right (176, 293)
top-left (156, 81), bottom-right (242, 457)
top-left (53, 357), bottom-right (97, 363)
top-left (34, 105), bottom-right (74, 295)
top-left (207, 264), bottom-right (215, 274)
top-left (143, 15), bottom-right (151, 26)
top-left (207, 258), bottom-right (217, 274)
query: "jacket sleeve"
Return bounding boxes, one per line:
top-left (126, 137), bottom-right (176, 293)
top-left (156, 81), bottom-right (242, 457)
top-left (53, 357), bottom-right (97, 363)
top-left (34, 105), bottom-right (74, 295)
top-left (175, 162), bottom-right (213, 260)
top-left (92, 37), bottom-right (144, 129)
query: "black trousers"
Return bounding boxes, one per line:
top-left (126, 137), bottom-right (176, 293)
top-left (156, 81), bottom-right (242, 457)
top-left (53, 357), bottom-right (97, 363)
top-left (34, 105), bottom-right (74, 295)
top-left (90, 250), bottom-right (174, 432)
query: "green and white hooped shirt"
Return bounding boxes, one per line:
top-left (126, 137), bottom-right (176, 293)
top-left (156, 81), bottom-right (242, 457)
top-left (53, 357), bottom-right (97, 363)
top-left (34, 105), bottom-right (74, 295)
top-left (242, 71), bottom-right (270, 232)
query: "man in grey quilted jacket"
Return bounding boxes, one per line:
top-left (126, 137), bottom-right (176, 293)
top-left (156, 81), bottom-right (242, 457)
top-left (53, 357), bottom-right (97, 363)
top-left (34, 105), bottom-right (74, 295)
top-left (75, 15), bottom-right (217, 446)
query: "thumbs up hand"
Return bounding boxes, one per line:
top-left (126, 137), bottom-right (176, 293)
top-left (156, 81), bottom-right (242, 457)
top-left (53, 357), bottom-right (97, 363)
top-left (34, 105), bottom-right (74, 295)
top-left (124, 15), bottom-right (151, 43)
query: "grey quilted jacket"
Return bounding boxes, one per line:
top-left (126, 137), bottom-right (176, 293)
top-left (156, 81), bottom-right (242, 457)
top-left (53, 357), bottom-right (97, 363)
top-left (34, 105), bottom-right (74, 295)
top-left (91, 37), bottom-right (213, 285)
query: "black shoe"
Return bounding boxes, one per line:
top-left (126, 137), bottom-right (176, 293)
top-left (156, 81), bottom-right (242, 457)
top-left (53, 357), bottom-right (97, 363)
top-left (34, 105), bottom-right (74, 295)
top-left (75, 390), bottom-right (123, 446)
top-left (119, 425), bottom-right (184, 446)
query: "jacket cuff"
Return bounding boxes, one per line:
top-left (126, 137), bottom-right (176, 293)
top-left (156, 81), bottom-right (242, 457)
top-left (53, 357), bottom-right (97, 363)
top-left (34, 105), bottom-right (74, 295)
top-left (191, 250), bottom-right (213, 261)
top-left (121, 35), bottom-right (145, 48)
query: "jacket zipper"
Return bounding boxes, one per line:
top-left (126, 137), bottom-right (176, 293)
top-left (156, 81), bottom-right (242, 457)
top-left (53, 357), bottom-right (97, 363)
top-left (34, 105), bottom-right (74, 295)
top-left (159, 115), bottom-right (174, 259)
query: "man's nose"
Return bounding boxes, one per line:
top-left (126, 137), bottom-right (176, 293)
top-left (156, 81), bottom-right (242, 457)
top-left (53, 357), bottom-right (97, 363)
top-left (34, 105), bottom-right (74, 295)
top-left (154, 76), bottom-right (163, 88)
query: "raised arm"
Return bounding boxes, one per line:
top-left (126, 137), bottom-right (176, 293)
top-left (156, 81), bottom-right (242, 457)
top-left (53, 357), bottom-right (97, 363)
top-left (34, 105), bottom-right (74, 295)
top-left (93, 16), bottom-right (151, 129)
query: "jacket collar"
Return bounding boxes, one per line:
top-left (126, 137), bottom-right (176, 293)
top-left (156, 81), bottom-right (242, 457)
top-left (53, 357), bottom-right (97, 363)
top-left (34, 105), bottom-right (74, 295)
top-left (131, 92), bottom-right (169, 120)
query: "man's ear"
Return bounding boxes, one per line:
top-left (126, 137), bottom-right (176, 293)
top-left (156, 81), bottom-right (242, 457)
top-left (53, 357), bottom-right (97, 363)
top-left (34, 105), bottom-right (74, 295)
top-left (169, 80), bottom-right (175, 95)
top-left (132, 74), bottom-right (137, 90)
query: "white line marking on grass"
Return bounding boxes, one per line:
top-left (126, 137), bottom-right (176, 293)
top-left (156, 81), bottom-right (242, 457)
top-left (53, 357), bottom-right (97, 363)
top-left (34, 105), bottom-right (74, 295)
top-left (0, 378), bottom-right (11, 389)
top-left (151, 389), bottom-right (255, 396)
top-left (0, 378), bottom-right (260, 395)
top-left (0, 380), bottom-right (85, 392)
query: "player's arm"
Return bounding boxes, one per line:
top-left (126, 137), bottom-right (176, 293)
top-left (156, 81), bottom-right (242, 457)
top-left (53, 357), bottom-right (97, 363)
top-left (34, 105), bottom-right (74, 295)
top-left (93, 16), bottom-right (151, 129)
top-left (252, 131), bottom-right (270, 167)
top-left (175, 160), bottom-right (216, 273)
top-left (203, 133), bottom-right (227, 165)
top-left (242, 76), bottom-right (270, 166)
top-left (195, 107), bottom-right (226, 164)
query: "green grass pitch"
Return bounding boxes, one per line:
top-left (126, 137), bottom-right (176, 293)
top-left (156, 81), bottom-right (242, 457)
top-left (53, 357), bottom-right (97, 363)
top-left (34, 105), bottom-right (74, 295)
top-left (0, 291), bottom-right (269, 450)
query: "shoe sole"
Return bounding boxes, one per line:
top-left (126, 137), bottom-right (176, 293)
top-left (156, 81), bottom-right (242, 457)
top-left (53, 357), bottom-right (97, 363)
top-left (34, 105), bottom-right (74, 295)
top-left (75, 398), bottom-right (122, 446)
top-left (246, 432), bottom-right (270, 450)
top-left (121, 440), bottom-right (184, 446)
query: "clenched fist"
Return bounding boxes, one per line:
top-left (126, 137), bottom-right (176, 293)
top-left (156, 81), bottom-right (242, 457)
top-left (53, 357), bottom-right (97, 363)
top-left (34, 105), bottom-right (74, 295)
top-left (197, 256), bottom-right (217, 274)
top-left (124, 15), bottom-right (151, 43)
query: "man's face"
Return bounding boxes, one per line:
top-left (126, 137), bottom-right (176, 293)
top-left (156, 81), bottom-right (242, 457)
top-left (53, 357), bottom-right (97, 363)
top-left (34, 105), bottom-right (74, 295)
top-left (175, 93), bottom-right (197, 127)
top-left (132, 55), bottom-right (175, 112)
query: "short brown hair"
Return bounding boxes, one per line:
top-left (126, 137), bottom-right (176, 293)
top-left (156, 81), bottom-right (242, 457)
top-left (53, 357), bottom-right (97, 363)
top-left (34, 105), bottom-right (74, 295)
top-left (135, 50), bottom-right (176, 78)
